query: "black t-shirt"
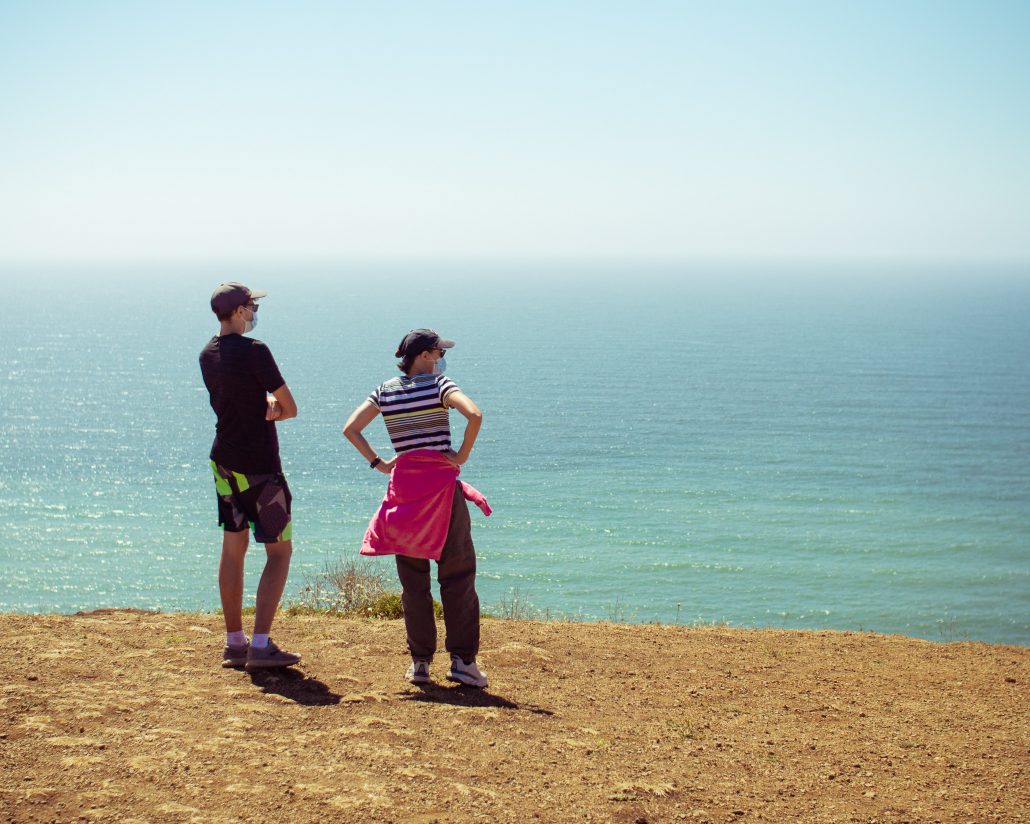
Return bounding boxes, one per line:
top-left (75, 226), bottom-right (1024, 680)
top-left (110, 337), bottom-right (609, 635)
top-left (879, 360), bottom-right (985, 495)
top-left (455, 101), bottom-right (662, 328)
top-left (199, 334), bottom-right (286, 474)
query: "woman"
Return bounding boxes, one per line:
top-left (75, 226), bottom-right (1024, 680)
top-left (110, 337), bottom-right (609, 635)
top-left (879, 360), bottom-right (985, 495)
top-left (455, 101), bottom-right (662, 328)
top-left (343, 328), bottom-right (489, 687)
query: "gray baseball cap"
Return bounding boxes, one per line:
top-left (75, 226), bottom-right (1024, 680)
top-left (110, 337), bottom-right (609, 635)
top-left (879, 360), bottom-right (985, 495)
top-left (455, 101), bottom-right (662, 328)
top-left (210, 282), bottom-right (267, 316)
top-left (395, 328), bottom-right (455, 358)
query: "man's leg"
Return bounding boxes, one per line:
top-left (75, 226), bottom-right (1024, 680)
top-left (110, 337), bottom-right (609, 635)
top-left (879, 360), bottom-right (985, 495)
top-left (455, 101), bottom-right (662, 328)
top-left (218, 529), bottom-right (249, 634)
top-left (253, 540), bottom-right (292, 635)
top-left (395, 554), bottom-right (437, 660)
top-left (245, 539), bottom-right (302, 670)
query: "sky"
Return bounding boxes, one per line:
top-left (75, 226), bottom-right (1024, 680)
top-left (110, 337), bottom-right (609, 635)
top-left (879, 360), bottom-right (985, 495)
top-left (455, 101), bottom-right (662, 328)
top-left (1, 1), bottom-right (1028, 265)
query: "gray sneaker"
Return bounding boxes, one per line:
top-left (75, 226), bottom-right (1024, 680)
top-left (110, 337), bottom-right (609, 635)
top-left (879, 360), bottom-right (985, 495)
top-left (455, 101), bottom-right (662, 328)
top-left (406, 659), bottom-right (431, 684)
top-left (447, 655), bottom-right (488, 688)
top-left (221, 642), bottom-right (250, 668)
top-left (244, 639), bottom-right (301, 671)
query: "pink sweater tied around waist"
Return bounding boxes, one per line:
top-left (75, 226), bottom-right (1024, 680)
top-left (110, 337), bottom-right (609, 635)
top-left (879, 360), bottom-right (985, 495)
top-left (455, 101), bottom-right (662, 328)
top-left (360, 449), bottom-right (491, 560)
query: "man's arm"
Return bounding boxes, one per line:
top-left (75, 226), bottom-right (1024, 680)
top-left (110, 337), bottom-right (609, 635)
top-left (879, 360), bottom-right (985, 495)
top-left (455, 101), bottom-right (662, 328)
top-left (266, 384), bottom-right (298, 421)
top-left (445, 390), bottom-right (482, 466)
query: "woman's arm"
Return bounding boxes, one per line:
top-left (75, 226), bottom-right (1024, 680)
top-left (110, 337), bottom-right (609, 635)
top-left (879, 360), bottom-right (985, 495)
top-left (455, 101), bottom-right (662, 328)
top-left (445, 390), bottom-right (482, 466)
top-left (343, 400), bottom-right (395, 474)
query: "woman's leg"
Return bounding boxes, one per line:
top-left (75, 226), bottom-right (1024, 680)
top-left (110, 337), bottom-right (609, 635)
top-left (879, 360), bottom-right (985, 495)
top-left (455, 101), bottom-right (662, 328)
top-left (395, 554), bottom-right (437, 660)
top-left (437, 483), bottom-right (480, 661)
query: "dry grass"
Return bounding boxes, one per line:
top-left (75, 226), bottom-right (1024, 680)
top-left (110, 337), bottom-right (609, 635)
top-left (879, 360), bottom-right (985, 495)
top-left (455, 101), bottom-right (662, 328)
top-left (287, 559), bottom-right (441, 619)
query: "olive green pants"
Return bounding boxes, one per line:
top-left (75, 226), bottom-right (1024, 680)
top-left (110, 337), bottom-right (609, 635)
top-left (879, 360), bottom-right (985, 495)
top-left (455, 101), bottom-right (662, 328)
top-left (394, 483), bottom-right (480, 662)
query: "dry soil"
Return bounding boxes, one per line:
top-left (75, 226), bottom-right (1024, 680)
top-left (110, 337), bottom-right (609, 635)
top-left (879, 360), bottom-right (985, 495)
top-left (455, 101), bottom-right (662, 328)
top-left (1, 611), bottom-right (1027, 823)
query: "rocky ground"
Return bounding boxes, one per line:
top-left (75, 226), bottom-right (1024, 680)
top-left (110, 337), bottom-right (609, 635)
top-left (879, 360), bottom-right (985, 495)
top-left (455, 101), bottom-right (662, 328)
top-left (1, 610), bottom-right (1027, 823)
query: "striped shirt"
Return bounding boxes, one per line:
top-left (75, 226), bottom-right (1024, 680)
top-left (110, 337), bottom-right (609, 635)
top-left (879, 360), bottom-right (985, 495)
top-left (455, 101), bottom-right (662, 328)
top-left (369, 373), bottom-right (460, 454)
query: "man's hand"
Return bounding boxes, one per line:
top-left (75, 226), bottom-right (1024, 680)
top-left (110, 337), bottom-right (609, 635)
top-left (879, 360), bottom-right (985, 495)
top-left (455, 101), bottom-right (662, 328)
top-left (270, 384), bottom-right (298, 421)
top-left (266, 397), bottom-right (281, 421)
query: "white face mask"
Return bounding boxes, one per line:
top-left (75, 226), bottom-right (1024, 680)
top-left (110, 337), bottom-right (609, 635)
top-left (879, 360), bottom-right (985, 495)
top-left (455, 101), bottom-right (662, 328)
top-left (243, 311), bottom-right (257, 334)
top-left (433, 355), bottom-right (447, 375)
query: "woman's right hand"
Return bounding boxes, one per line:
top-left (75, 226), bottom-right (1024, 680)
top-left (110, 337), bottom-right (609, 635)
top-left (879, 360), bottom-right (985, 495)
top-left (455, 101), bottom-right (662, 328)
top-left (376, 457), bottom-right (398, 475)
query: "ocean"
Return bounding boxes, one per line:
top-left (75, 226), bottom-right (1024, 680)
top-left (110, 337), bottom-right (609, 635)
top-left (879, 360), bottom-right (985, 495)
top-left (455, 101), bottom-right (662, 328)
top-left (2, 262), bottom-right (1028, 645)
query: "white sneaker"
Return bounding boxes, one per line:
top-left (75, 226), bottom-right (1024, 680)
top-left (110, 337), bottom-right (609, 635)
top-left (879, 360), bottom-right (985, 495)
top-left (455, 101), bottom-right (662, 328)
top-left (406, 659), bottom-right (431, 684)
top-left (447, 655), bottom-right (488, 688)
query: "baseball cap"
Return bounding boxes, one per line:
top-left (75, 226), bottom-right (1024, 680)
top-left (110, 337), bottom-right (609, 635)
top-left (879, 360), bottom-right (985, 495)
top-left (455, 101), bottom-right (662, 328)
top-left (395, 328), bottom-right (456, 358)
top-left (210, 282), bottom-right (268, 316)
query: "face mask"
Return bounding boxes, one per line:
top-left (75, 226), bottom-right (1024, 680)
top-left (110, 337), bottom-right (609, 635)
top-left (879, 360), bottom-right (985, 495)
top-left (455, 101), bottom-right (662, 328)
top-left (433, 356), bottom-right (447, 375)
top-left (243, 312), bottom-right (257, 334)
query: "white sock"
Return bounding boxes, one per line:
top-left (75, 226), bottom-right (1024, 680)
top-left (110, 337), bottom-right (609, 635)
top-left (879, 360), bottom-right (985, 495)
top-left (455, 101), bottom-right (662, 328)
top-left (227, 630), bottom-right (247, 647)
top-left (251, 633), bottom-right (270, 649)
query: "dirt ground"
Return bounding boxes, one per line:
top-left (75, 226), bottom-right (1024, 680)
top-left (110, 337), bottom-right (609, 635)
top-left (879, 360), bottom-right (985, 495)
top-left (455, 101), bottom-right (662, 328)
top-left (1, 611), bottom-right (1026, 823)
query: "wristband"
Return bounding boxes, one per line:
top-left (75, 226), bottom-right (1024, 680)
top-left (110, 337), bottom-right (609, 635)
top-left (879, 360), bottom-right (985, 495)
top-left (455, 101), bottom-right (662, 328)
top-left (370, 457), bottom-right (382, 469)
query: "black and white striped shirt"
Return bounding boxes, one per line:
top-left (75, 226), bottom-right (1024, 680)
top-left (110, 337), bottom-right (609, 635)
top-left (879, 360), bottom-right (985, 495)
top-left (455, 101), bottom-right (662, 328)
top-left (369, 373), bottom-right (459, 453)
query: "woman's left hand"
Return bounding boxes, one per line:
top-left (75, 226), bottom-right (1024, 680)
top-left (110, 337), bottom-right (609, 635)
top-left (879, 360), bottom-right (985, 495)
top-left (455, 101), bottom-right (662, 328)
top-left (443, 449), bottom-right (464, 467)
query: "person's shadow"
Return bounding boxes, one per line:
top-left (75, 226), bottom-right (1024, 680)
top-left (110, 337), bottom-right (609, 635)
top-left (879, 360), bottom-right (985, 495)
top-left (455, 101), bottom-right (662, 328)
top-left (247, 667), bottom-right (342, 706)
top-left (400, 683), bottom-right (554, 716)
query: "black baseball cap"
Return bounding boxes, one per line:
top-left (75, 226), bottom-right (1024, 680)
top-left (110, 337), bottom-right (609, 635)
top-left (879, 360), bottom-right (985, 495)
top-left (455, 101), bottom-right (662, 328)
top-left (395, 328), bottom-right (455, 358)
top-left (210, 282), bottom-right (267, 316)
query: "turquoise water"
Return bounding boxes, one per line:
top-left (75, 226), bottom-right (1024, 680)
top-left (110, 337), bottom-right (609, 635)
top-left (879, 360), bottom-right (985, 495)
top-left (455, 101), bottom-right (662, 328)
top-left (2, 263), bottom-right (1028, 645)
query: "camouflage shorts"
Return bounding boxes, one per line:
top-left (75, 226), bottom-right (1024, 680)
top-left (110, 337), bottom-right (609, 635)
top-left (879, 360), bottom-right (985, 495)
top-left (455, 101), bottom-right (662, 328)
top-left (211, 461), bottom-right (293, 544)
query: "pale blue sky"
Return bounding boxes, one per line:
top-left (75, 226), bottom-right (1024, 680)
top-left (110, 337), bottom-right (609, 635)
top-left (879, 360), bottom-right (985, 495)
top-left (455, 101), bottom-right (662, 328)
top-left (1, 1), bottom-right (1028, 263)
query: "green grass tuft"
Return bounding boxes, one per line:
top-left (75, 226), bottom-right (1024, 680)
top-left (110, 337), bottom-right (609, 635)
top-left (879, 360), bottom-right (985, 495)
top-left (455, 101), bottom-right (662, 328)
top-left (285, 559), bottom-right (441, 619)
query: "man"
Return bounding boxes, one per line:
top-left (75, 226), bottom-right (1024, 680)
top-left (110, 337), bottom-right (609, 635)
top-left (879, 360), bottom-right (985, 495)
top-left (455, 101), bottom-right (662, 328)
top-left (343, 328), bottom-right (489, 688)
top-left (199, 282), bottom-right (301, 672)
